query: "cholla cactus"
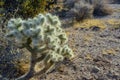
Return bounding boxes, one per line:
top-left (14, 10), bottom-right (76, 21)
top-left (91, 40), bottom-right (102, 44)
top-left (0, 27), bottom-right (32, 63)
top-left (5, 13), bottom-right (74, 80)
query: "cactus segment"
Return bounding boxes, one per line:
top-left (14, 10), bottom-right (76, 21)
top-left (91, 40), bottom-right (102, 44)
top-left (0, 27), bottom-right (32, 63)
top-left (6, 13), bottom-right (74, 63)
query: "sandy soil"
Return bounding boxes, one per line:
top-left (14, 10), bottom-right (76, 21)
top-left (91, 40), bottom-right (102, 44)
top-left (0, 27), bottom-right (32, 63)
top-left (41, 25), bottom-right (120, 80)
top-left (35, 4), bottom-right (120, 80)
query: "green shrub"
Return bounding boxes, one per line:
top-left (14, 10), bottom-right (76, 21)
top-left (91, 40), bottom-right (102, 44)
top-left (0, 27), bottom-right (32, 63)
top-left (2, 0), bottom-right (47, 18)
top-left (0, 0), bottom-right (4, 7)
top-left (20, 0), bottom-right (47, 18)
top-left (2, 0), bottom-right (60, 18)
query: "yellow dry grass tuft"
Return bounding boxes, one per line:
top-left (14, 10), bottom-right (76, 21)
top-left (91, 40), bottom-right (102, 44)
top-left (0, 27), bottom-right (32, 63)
top-left (65, 31), bottom-right (70, 36)
top-left (83, 33), bottom-right (94, 46)
top-left (74, 19), bottom-right (106, 29)
top-left (114, 8), bottom-right (120, 13)
top-left (83, 33), bottom-right (93, 41)
top-left (34, 61), bottom-right (45, 73)
top-left (73, 19), bottom-right (120, 29)
top-left (102, 48), bottom-right (117, 55)
top-left (106, 19), bottom-right (120, 28)
top-left (15, 61), bottom-right (30, 74)
top-left (85, 54), bottom-right (93, 60)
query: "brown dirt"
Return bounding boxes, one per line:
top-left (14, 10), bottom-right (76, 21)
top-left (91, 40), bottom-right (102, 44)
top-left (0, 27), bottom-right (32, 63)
top-left (30, 3), bottom-right (120, 80)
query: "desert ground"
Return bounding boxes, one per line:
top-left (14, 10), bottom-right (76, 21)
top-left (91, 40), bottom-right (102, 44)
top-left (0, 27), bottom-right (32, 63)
top-left (36, 3), bottom-right (120, 80)
top-left (0, 1), bottom-right (120, 80)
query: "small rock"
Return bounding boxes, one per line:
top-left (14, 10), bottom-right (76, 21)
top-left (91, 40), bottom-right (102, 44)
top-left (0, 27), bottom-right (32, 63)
top-left (0, 75), bottom-right (2, 78)
top-left (75, 28), bottom-right (78, 30)
top-left (91, 66), bottom-right (100, 73)
top-left (75, 44), bottom-right (79, 46)
top-left (91, 26), bottom-right (100, 31)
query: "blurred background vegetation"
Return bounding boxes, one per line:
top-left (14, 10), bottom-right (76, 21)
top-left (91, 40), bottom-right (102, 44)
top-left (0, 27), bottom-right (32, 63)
top-left (0, 0), bottom-right (115, 22)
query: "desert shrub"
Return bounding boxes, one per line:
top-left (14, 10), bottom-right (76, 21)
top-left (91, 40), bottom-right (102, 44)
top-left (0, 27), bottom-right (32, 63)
top-left (64, 0), bottom-right (78, 9)
top-left (2, 0), bottom-right (59, 18)
top-left (21, 0), bottom-right (61, 17)
top-left (65, 0), bottom-right (93, 21)
top-left (46, 0), bottom-right (58, 10)
top-left (90, 0), bottom-right (113, 16)
top-left (3, 0), bottom-right (20, 14)
top-left (0, 0), bottom-right (60, 33)
top-left (0, 0), bottom-right (4, 7)
top-left (63, 0), bottom-right (113, 21)
top-left (1, 0), bottom-right (61, 18)
top-left (0, 0), bottom-right (4, 17)
top-left (111, 0), bottom-right (120, 4)
top-left (19, 0), bottom-right (47, 18)
top-left (80, 0), bottom-right (113, 16)
top-left (72, 1), bottom-right (93, 21)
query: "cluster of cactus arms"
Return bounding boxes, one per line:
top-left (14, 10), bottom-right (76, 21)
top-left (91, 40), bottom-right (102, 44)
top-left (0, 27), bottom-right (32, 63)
top-left (5, 13), bottom-right (74, 80)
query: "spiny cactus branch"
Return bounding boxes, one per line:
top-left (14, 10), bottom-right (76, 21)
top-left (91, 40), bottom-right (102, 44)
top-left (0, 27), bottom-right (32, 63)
top-left (4, 13), bottom-right (74, 80)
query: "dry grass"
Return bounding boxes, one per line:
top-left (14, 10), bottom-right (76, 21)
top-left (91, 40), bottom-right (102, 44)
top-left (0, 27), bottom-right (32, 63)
top-left (106, 19), bottom-right (120, 28)
top-left (74, 19), bottom-right (106, 29)
top-left (102, 48), bottom-right (117, 55)
top-left (15, 60), bottom-right (30, 74)
top-left (115, 8), bottom-right (120, 12)
top-left (85, 54), bottom-right (93, 60)
top-left (83, 33), bottom-right (93, 42)
top-left (34, 61), bottom-right (45, 73)
top-left (73, 19), bottom-right (120, 29)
